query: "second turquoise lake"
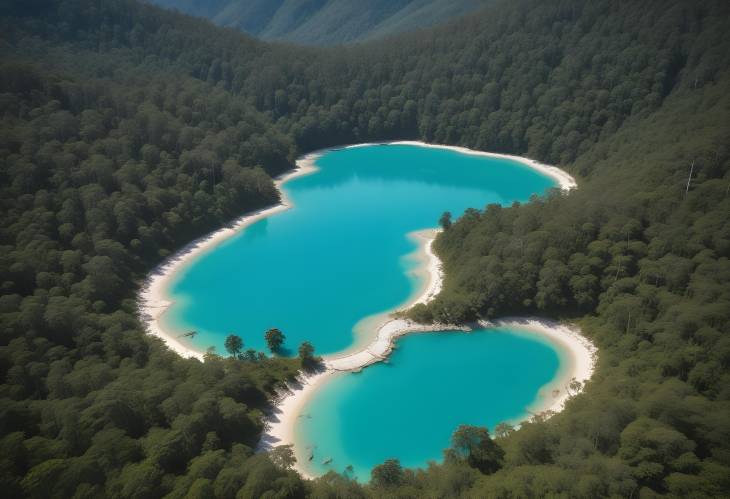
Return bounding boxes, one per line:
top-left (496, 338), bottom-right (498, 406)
top-left (296, 327), bottom-right (565, 480)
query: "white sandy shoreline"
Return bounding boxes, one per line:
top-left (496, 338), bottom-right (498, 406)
top-left (136, 141), bottom-right (592, 479)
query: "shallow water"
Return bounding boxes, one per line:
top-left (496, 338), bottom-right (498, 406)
top-left (164, 144), bottom-right (556, 355)
top-left (296, 328), bottom-right (564, 480)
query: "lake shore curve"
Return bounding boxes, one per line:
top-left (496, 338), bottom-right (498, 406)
top-left (135, 142), bottom-right (594, 480)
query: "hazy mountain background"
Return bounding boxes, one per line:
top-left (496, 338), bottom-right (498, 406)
top-left (147, 0), bottom-right (490, 45)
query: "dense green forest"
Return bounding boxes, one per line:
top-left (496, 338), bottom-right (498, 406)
top-left (148, 0), bottom-right (488, 46)
top-left (1, 0), bottom-right (729, 497)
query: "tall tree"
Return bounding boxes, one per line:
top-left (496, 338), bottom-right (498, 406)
top-left (224, 334), bottom-right (244, 358)
top-left (264, 328), bottom-right (285, 353)
top-left (298, 341), bottom-right (317, 369)
top-left (439, 211), bottom-right (452, 230)
top-left (370, 459), bottom-right (404, 488)
top-left (445, 425), bottom-right (504, 474)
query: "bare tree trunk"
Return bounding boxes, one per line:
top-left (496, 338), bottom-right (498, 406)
top-left (613, 260), bottom-right (622, 283)
top-left (685, 159), bottom-right (695, 196)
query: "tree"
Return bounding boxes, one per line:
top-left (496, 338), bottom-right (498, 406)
top-left (445, 425), bottom-right (505, 474)
top-left (298, 341), bottom-right (317, 369)
top-left (439, 211), bottom-right (452, 230)
top-left (535, 259), bottom-right (571, 310)
top-left (568, 378), bottom-right (583, 395)
top-left (224, 334), bottom-right (243, 359)
top-left (371, 459), bottom-right (403, 487)
top-left (269, 444), bottom-right (296, 470)
top-left (204, 346), bottom-right (220, 362)
top-left (265, 328), bottom-right (285, 353)
top-left (81, 255), bottom-right (123, 302)
top-left (20, 459), bottom-right (67, 497)
top-left (185, 479), bottom-right (215, 499)
top-left (494, 422), bottom-right (515, 439)
top-left (409, 303), bottom-right (434, 323)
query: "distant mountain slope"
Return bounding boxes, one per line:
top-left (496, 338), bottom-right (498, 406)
top-left (149, 0), bottom-right (489, 45)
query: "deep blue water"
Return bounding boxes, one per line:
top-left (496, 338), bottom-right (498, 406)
top-left (296, 328), bottom-right (563, 480)
top-left (164, 144), bottom-right (556, 355)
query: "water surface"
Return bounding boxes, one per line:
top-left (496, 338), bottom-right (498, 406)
top-left (164, 144), bottom-right (556, 354)
top-left (296, 327), bottom-right (565, 480)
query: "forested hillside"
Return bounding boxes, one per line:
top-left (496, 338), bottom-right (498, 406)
top-left (148, 0), bottom-right (487, 45)
top-left (0, 3), bottom-right (308, 497)
top-left (1, 0), bottom-right (729, 497)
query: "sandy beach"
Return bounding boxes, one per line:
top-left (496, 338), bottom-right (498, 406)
top-left (136, 141), bottom-right (594, 479)
top-left (257, 369), bottom-right (331, 480)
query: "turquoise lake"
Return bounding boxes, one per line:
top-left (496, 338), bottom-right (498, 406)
top-left (164, 144), bottom-right (557, 355)
top-left (163, 143), bottom-right (565, 480)
top-left (296, 328), bottom-right (564, 480)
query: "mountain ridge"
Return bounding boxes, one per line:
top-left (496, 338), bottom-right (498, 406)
top-left (148, 0), bottom-right (489, 45)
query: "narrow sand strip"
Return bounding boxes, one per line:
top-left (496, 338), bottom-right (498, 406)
top-left (137, 153), bottom-right (321, 360)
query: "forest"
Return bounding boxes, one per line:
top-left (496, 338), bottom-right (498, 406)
top-left (1, 0), bottom-right (729, 497)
